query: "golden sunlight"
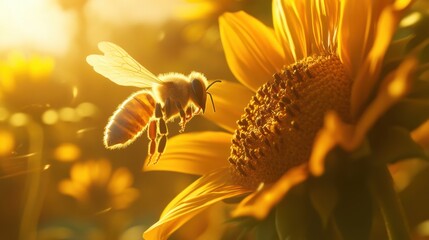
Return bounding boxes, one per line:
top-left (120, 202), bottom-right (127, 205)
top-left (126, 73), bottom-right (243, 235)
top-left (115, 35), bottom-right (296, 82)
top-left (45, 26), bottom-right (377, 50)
top-left (0, 130), bottom-right (14, 156)
top-left (53, 143), bottom-right (81, 162)
top-left (1, 0), bottom-right (428, 239)
top-left (86, 0), bottom-right (193, 26)
top-left (0, 0), bottom-right (75, 55)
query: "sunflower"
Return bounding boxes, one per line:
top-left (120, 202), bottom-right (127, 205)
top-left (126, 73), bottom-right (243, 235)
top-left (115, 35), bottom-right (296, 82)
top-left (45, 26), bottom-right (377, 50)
top-left (142, 0), bottom-right (429, 239)
top-left (59, 159), bottom-right (139, 211)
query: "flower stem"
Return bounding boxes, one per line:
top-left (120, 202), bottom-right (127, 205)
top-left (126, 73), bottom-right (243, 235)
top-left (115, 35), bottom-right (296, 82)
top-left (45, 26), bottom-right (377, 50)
top-left (369, 165), bottom-right (411, 240)
top-left (19, 120), bottom-right (46, 240)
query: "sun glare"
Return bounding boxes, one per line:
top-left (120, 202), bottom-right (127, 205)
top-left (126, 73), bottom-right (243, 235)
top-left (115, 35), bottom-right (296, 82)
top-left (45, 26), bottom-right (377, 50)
top-left (85, 0), bottom-right (208, 26)
top-left (0, 0), bottom-right (76, 55)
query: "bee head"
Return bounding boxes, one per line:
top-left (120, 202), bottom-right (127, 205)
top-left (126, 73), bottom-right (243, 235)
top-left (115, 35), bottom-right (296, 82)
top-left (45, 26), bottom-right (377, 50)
top-left (189, 72), bottom-right (208, 112)
top-left (189, 72), bottom-right (221, 113)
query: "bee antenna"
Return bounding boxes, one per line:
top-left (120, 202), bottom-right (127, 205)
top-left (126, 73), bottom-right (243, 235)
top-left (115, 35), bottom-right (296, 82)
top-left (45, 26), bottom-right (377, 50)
top-left (207, 92), bottom-right (216, 112)
top-left (206, 80), bottom-right (222, 91)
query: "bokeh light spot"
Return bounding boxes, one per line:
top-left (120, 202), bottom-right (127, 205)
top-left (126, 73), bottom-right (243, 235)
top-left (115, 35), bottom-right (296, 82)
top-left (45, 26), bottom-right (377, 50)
top-left (0, 130), bottom-right (15, 156)
top-left (416, 220), bottom-right (429, 237)
top-left (0, 107), bottom-right (10, 122)
top-left (0, 64), bottom-right (15, 92)
top-left (388, 76), bottom-right (407, 97)
top-left (59, 107), bottom-right (79, 122)
top-left (72, 86), bottom-right (79, 101)
top-left (400, 11), bottom-right (422, 28)
top-left (9, 112), bottom-right (29, 127)
top-left (28, 55), bottom-right (55, 80)
top-left (182, 23), bottom-right (206, 43)
top-left (42, 109), bottom-right (59, 125)
top-left (54, 143), bottom-right (81, 162)
top-left (6, 51), bottom-right (27, 74)
top-left (76, 102), bottom-right (98, 118)
top-left (120, 225), bottom-right (146, 240)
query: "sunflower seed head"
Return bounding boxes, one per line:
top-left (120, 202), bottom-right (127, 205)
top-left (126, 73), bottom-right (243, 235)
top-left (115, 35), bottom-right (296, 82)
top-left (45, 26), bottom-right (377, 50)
top-left (229, 55), bottom-right (351, 188)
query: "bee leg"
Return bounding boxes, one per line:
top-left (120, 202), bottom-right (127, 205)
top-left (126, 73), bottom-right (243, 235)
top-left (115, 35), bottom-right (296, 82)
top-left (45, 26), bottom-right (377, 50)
top-left (164, 97), bottom-right (172, 119)
top-left (147, 119), bottom-right (157, 165)
top-left (185, 107), bottom-right (194, 121)
top-left (155, 103), bottom-right (163, 119)
top-left (154, 118), bottom-right (168, 164)
top-left (175, 102), bottom-right (187, 133)
top-left (155, 135), bottom-right (167, 164)
top-left (193, 106), bottom-right (202, 115)
top-left (150, 101), bottom-right (169, 163)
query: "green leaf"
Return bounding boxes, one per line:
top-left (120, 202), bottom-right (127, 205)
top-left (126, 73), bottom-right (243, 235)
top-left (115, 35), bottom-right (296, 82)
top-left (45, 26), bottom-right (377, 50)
top-left (309, 176), bottom-right (338, 228)
top-left (384, 35), bottom-right (414, 63)
top-left (383, 98), bottom-right (429, 130)
top-left (275, 185), bottom-right (324, 240)
top-left (334, 168), bottom-right (373, 240)
top-left (254, 212), bottom-right (278, 240)
top-left (275, 187), bottom-right (307, 240)
top-left (222, 217), bottom-right (257, 240)
top-left (370, 126), bottom-right (428, 164)
top-left (408, 79), bottom-right (429, 99)
top-left (407, 15), bottom-right (429, 55)
top-left (223, 193), bottom-right (249, 204)
top-left (347, 139), bottom-right (372, 161)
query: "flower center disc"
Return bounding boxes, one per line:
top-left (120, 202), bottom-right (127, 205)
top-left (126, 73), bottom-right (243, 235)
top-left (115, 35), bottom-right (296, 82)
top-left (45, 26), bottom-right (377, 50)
top-left (229, 54), bottom-right (351, 188)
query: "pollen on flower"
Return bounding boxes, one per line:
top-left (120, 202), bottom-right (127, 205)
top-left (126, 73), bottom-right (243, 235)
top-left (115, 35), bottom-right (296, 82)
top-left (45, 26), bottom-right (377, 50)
top-left (228, 55), bottom-right (352, 188)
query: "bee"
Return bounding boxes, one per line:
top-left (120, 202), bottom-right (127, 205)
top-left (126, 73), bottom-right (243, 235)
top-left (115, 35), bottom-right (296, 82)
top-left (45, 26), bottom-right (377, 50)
top-left (86, 41), bottom-right (220, 164)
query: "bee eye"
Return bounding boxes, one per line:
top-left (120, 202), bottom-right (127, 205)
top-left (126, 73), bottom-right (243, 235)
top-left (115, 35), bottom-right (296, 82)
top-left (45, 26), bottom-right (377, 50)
top-left (191, 79), bottom-right (206, 111)
top-left (191, 79), bottom-right (204, 97)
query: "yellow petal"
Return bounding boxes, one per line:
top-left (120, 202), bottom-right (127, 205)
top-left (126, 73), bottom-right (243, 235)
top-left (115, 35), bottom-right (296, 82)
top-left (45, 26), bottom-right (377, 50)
top-left (71, 162), bottom-right (91, 187)
top-left (350, 7), bottom-right (399, 118)
top-left (143, 168), bottom-right (251, 240)
top-left (58, 180), bottom-right (88, 202)
top-left (108, 167), bottom-right (133, 195)
top-left (310, 0), bottom-right (340, 53)
top-left (219, 11), bottom-right (285, 92)
top-left (389, 158), bottom-right (429, 192)
top-left (309, 112), bottom-right (353, 176)
top-left (273, 0), bottom-right (312, 61)
top-left (310, 56), bottom-right (418, 176)
top-left (232, 164), bottom-right (309, 220)
top-left (204, 81), bottom-right (253, 133)
top-left (111, 188), bottom-right (139, 209)
top-left (144, 132), bottom-right (232, 175)
top-left (90, 159), bottom-right (112, 186)
top-left (175, 201), bottom-right (229, 240)
top-left (337, 0), bottom-right (374, 77)
top-left (393, 0), bottom-right (414, 10)
top-left (175, 1), bottom-right (217, 21)
top-left (342, 0), bottom-right (414, 118)
top-left (412, 119), bottom-right (429, 152)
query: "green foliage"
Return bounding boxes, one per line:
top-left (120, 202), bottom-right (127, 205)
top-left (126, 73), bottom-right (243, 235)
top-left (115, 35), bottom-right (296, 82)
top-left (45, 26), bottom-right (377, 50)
top-left (383, 99), bottom-right (429, 130)
top-left (275, 185), bottom-right (325, 240)
top-left (254, 212), bottom-right (278, 240)
top-left (309, 175), bottom-right (338, 228)
top-left (370, 126), bottom-right (428, 164)
top-left (332, 160), bottom-right (374, 240)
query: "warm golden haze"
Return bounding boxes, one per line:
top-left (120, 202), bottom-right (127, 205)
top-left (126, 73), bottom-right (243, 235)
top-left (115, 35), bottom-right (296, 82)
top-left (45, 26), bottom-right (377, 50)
top-left (1, 0), bottom-right (429, 239)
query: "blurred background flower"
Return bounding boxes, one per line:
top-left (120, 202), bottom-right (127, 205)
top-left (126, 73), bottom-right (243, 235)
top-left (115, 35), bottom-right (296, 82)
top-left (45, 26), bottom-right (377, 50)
top-left (59, 159), bottom-right (139, 210)
top-left (0, 0), bottom-right (265, 239)
top-left (1, 0), bottom-right (429, 240)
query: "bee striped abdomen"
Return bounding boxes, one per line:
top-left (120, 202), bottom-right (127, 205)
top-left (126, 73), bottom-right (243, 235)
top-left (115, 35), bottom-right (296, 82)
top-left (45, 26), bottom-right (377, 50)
top-left (104, 91), bottom-right (156, 149)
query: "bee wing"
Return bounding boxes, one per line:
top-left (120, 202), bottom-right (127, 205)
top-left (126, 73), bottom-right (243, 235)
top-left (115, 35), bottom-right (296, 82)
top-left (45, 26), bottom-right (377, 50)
top-left (87, 41), bottom-right (163, 88)
top-left (104, 90), bottom-right (156, 149)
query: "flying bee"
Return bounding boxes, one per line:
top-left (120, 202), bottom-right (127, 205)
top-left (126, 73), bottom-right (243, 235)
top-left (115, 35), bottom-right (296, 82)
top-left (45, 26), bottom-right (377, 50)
top-left (86, 41), bottom-right (220, 164)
